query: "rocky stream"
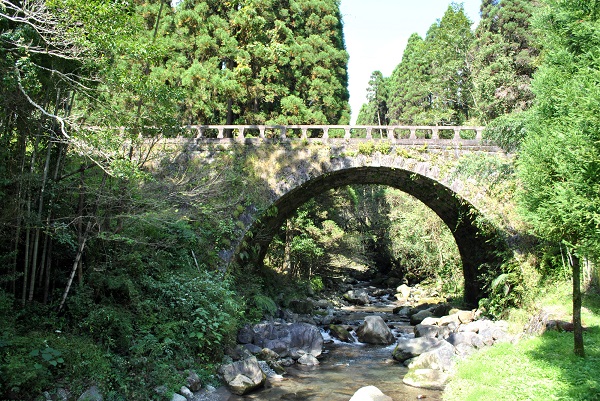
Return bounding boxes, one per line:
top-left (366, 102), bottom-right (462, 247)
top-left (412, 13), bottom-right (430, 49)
top-left (181, 280), bottom-right (513, 401)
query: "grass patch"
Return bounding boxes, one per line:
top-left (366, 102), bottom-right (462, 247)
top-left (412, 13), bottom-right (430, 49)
top-left (444, 282), bottom-right (600, 401)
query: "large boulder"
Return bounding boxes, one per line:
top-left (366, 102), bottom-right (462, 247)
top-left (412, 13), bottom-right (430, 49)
top-left (344, 289), bottom-right (370, 305)
top-left (356, 316), bottom-right (395, 345)
top-left (403, 368), bottom-right (450, 390)
top-left (349, 386), bottom-right (393, 401)
top-left (288, 299), bottom-right (314, 314)
top-left (237, 324), bottom-right (254, 344)
top-left (250, 322), bottom-right (323, 359)
top-left (218, 357), bottom-right (266, 395)
top-left (406, 340), bottom-right (455, 372)
top-left (414, 324), bottom-right (441, 339)
top-left (446, 332), bottom-right (478, 348)
top-left (392, 337), bottom-right (443, 362)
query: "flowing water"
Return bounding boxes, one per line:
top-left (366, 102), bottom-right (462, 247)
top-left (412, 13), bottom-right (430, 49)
top-left (221, 294), bottom-right (444, 401)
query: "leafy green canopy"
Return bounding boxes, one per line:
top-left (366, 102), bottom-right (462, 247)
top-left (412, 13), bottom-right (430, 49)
top-left (148, 0), bottom-right (350, 125)
top-left (356, 71), bottom-right (389, 125)
top-left (518, 0), bottom-right (600, 357)
top-left (385, 4), bottom-right (475, 125)
top-left (519, 0), bottom-right (600, 254)
top-left (471, 0), bottom-right (539, 124)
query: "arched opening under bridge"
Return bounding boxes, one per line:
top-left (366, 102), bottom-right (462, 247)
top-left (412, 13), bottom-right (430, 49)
top-left (236, 166), bottom-right (506, 306)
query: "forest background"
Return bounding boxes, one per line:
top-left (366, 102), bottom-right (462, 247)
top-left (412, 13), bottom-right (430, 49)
top-left (1, 0), bottom-right (599, 399)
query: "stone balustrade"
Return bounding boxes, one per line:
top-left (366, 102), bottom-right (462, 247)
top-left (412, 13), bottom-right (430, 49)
top-left (184, 124), bottom-right (485, 142)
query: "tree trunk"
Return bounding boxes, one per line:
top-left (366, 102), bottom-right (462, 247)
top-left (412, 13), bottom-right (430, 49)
top-left (58, 172), bottom-right (106, 312)
top-left (571, 251), bottom-right (585, 357)
top-left (43, 239), bottom-right (53, 305)
top-left (12, 131), bottom-right (27, 296)
top-left (283, 219), bottom-right (292, 274)
top-left (28, 140), bottom-right (53, 301)
top-left (58, 220), bottom-right (91, 313)
top-left (76, 167), bottom-right (85, 285)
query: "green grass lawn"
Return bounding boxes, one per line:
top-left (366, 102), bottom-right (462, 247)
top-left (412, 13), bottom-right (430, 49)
top-left (444, 283), bottom-right (600, 401)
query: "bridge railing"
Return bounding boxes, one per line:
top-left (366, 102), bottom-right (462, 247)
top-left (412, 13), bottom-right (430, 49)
top-left (183, 125), bottom-right (485, 142)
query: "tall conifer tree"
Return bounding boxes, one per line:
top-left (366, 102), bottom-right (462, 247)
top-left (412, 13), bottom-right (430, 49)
top-left (470, 0), bottom-right (539, 123)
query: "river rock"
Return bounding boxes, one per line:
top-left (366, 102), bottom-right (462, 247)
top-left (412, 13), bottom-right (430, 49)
top-left (56, 388), bottom-right (69, 401)
top-left (186, 370), bottom-right (202, 392)
top-left (297, 353), bottom-right (320, 366)
top-left (420, 316), bottom-right (440, 326)
top-left (410, 310), bottom-right (434, 326)
top-left (406, 340), bottom-right (455, 372)
top-left (392, 337), bottom-right (443, 362)
top-left (403, 368), bottom-right (450, 390)
top-left (349, 385), bottom-right (393, 401)
top-left (243, 343), bottom-right (263, 355)
top-left (356, 316), bottom-right (395, 345)
top-left (179, 386), bottom-right (194, 400)
top-left (396, 284), bottom-right (412, 299)
top-left (459, 319), bottom-right (490, 333)
top-left (479, 328), bottom-right (496, 346)
top-left (77, 386), bottom-right (103, 401)
top-left (258, 347), bottom-right (280, 362)
top-left (237, 324), bottom-right (254, 344)
top-left (431, 303), bottom-right (454, 317)
top-left (454, 343), bottom-right (477, 358)
top-left (250, 322), bottom-right (323, 359)
top-left (344, 289), bottom-right (370, 305)
top-left (439, 313), bottom-right (461, 327)
top-left (393, 306), bottom-right (411, 316)
top-left (170, 394), bottom-right (186, 401)
top-left (446, 332), bottom-right (478, 347)
top-left (288, 299), bottom-right (314, 314)
top-left (329, 324), bottom-right (355, 343)
top-left (218, 356), bottom-right (266, 395)
top-left (414, 324), bottom-right (441, 338)
top-left (457, 310), bottom-right (475, 324)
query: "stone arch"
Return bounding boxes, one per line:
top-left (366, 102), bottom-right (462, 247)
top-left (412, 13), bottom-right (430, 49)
top-left (236, 166), bottom-right (506, 306)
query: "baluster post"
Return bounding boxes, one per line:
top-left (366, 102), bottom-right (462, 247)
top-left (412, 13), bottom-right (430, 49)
top-left (387, 127), bottom-right (395, 142)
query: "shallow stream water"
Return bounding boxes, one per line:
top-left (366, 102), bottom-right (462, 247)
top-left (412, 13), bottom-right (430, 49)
top-left (224, 295), bottom-right (444, 401)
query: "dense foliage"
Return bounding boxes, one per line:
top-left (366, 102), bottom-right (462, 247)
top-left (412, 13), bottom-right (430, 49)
top-left (518, 0), bottom-right (600, 357)
top-left (0, 0), bottom-right (349, 398)
top-left (2, 0), bottom-right (599, 398)
top-left (359, 1), bottom-right (539, 132)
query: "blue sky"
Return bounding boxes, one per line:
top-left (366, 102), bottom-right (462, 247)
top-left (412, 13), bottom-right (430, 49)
top-left (340, 0), bottom-right (482, 123)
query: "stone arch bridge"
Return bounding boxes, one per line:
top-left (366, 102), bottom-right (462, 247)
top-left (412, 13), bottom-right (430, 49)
top-left (158, 124), bottom-right (512, 305)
